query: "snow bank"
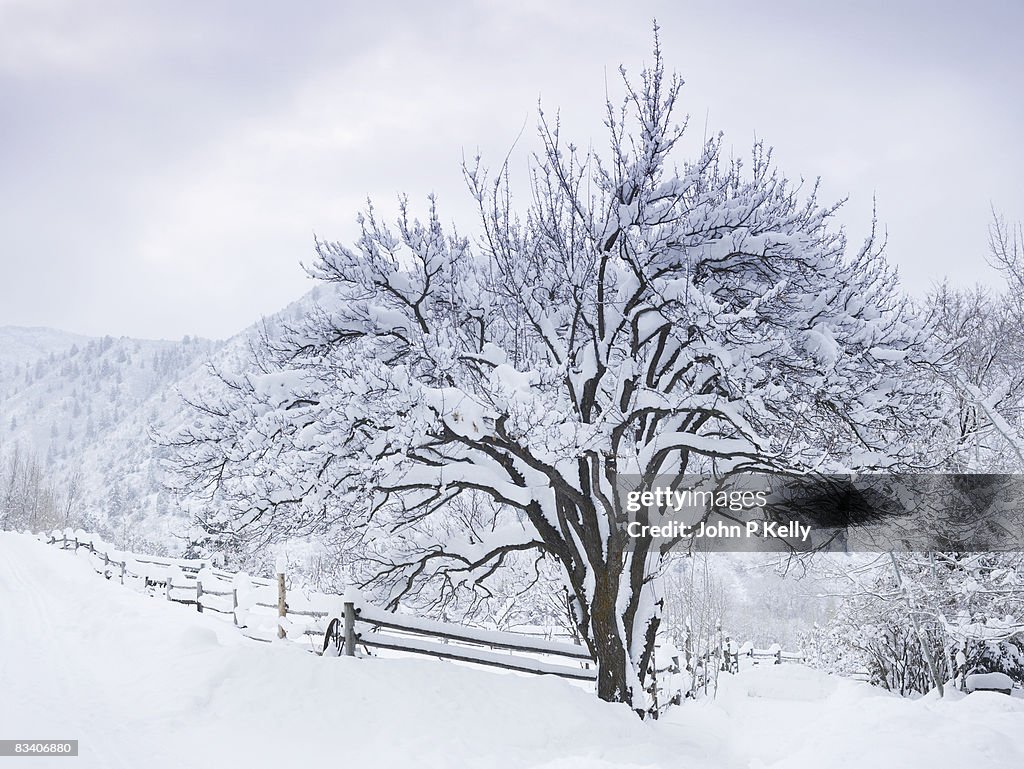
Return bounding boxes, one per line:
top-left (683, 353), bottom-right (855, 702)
top-left (3, 533), bottom-right (1023, 769)
top-left (668, 664), bottom-right (1024, 769)
top-left (0, 534), bottom-right (691, 769)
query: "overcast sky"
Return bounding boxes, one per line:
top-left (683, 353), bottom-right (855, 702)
top-left (2, 0), bottom-right (1022, 340)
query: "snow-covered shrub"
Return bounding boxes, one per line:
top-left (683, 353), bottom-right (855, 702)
top-left (818, 552), bottom-right (1024, 696)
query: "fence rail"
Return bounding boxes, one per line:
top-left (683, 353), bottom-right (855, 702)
top-left (37, 529), bottom-right (802, 688)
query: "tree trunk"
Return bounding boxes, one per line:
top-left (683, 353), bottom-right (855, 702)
top-left (581, 570), bottom-right (657, 716)
top-left (590, 585), bottom-right (632, 705)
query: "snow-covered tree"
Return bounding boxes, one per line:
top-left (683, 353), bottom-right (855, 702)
top-left (806, 217), bottom-right (1024, 698)
top-left (922, 210), bottom-right (1024, 470)
top-left (927, 282), bottom-right (1024, 470)
top-left (165, 35), bottom-right (945, 712)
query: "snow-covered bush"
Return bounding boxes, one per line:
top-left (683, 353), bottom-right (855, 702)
top-left (815, 552), bottom-right (1024, 696)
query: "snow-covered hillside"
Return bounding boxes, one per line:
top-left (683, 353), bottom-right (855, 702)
top-left (0, 289), bottom-right (327, 548)
top-left (0, 331), bottom-right (221, 543)
top-left (0, 327), bottom-right (92, 369)
top-left (1, 532), bottom-right (1021, 769)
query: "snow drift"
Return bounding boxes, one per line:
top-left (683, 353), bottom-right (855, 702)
top-left (1, 533), bottom-right (1022, 769)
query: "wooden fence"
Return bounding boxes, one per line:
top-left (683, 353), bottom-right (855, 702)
top-left (40, 529), bottom-right (802, 687)
top-left (321, 601), bottom-right (597, 680)
top-left (46, 531), bottom-right (277, 625)
top-left (42, 530), bottom-right (596, 680)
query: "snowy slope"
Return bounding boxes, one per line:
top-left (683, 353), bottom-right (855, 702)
top-left (0, 288), bottom-right (327, 548)
top-left (1, 532), bottom-right (1022, 769)
top-left (0, 326), bottom-right (91, 370)
top-left (0, 333), bottom-right (222, 543)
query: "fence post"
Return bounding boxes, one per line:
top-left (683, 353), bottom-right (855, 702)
top-left (775, 649), bottom-right (782, 665)
top-left (74, 536), bottom-right (79, 552)
top-left (119, 561), bottom-right (125, 585)
top-left (196, 575), bottom-right (204, 613)
top-left (277, 570), bottom-right (287, 639)
top-left (232, 589), bottom-right (239, 627)
top-left (102, 552), bottom-right (109, 578)
top-left (167, 575), bottom-right (173, 602)
top-left (343, 601), bottom-right (356, 656)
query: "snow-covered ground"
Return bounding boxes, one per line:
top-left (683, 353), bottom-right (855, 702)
top-left (1, 532), bottom-right (1022, 769)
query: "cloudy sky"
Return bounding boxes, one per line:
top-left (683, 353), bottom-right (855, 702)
top-left (2, 0), bottom-right (1022, 340)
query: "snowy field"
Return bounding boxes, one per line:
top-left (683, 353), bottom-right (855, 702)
top-left (1, 532), bottom-right (1022, 769)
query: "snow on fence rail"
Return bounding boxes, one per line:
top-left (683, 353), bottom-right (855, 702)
top-left (38, 530), bottom-right (803, 685)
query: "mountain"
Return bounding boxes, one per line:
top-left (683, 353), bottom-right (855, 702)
top-left (0, 326), bottom-right (92, 369)
top-left (0, 288), bottom-right (326, 550)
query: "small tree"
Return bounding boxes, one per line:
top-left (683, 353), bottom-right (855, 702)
top-left (166, 33), bottom-right (944, 713)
